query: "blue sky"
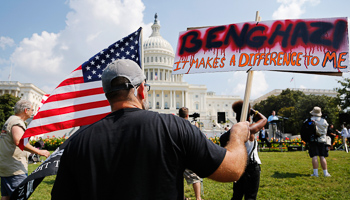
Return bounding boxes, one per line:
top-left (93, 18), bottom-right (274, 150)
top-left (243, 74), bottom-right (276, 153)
top-left (0, 0), bottom-right (349, 100)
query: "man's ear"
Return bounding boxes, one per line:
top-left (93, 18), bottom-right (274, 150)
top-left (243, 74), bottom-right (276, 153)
top-left (137, 83), bottom-right (146, 100)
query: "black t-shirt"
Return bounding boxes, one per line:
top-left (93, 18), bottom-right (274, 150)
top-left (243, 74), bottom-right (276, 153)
top-left (51, 108), bottom-right (226, 200)
top-left (327, 127), bottom-right (335, 139)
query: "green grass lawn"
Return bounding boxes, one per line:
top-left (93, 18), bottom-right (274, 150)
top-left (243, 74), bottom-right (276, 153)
top-left (2, 151), bottom-right (350, 199)
top-left (186, 151), bottom-right (350, 200)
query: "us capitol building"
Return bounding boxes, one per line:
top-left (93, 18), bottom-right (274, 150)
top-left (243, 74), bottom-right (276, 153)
top-left (143, 15), bottom-right (240, 132)
top-left (0, 15), bottom-right (338, 136)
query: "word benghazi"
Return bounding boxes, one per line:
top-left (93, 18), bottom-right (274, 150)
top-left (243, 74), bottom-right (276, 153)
top-left (177, 20), bottom-right (347, 56)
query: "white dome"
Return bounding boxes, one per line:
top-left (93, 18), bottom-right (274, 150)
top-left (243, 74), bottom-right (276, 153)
top-left (144, 36), bottom-right (174, 52)
top-left (143, 14), bottom-right (174, 53)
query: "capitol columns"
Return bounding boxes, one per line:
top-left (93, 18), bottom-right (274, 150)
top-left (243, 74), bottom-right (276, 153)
top-left (185, 91), bottom-right (188, 107)
top-left (152, 90), bottom-right (156, 109)
top-left (161, 90), bottom-right (164, 109)
top-left (201, 95), bottom-right (204, 110)
top-left (173, 91), bottom-right (176, 109)
top-left (182, 91), bottom-right (184, 107)
top-left (170, 89), bottom-right (173, 109)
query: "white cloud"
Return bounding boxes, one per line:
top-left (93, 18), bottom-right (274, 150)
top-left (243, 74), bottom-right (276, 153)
top-left (0, 36), bottom-right (15, 50)
top-left (300, 84), bottom-right (306, 89)
top-left (227, 71), bottom-right (246, 99)
top-left (9, 0), bottom-right (149, 93)
top-left (272, 0), bottom-right (320, 19)
top-left (227, 71), bottom-right (268, 100)
top-left (12, 32), bottom-right (62, 73)
top-left (251, 71), bottom-right (269, 99)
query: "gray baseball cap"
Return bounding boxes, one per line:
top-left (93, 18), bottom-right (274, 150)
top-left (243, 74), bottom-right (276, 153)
top-left (102, 59), bottom-right (146, 94)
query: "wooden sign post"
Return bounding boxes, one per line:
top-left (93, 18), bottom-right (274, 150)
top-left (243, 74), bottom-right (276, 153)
top-left (240, 11), bottom-right (261, 122)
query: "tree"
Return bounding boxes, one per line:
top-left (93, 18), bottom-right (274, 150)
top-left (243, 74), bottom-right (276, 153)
top-left (295, 94), bottom-right (340, 128)
top-left (0, 94), bottom-right (20, 129)
top-left (253, 89), bottom-right (339, 135)
top-left (335, 77), bottom-right (350, 111)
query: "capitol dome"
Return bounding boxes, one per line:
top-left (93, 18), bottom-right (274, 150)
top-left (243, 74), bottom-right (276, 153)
top-left (143, 13), bottom-right (179, 83)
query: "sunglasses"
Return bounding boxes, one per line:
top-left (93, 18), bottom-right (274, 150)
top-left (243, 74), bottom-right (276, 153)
top-left (144, 83), bottom-right (151, 92)
top-left (135, 83), bottom-right (151, 92)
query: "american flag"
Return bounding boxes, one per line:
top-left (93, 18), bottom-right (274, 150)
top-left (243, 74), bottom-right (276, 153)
top-left (19, 27), bottom-right (142, 150)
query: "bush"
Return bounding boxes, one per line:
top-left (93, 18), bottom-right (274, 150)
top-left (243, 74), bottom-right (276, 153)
top-left (208, 135), bottom-right (350, 149)
top-left (30, 136), bottom-right (68, 151)
top-left (209, 136), bottom-right (220, 145)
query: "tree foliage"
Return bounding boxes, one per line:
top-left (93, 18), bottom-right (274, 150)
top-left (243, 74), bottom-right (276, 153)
top-left (335, 77), bottom-right (350, 111)
top-left (253, 89), bottom-right (340, 135)
top-left (0, 94), bottom-right (20, 129)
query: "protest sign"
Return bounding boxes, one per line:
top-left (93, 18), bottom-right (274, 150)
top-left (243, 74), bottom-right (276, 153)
top-left (172, 17), bottom-right (349, 74)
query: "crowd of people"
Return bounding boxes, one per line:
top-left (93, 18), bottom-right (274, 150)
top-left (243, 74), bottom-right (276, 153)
top-left (1, 59), bottom-right (349, 200)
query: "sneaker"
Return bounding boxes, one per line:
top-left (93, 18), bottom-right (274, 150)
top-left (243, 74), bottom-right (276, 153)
top-left (324, 173), bottom-right (331, 177)
top-left (311, 174), bottom-right (319, 177)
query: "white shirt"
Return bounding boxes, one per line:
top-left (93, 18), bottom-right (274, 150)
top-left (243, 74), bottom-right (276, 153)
top-left (340, 127), bottom-right (349, 137)
top-left (245, 140), bottom-right (261, 165)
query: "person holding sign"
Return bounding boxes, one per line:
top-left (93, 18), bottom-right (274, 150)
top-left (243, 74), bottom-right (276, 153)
top-left (220, 100), bottom-right (267, 200)
top-left (51, 59), bottom-right (250, 200)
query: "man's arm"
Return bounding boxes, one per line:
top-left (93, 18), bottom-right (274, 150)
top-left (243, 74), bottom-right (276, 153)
top-left (250, 109), bottom-right (267, 134)
top-left (208, 121), bottom-right (249, 182)
top-left (12, 126), bottom-right (50, 158)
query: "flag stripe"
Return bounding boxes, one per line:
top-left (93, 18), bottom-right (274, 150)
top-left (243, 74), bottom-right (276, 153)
top-left (25, 113), bottom-right (109, 137)
top-left (28, 106), bottom-right (110, 128)
top-left (34, 100), bottom-right (110, 119)
top-left (56, 77), bottom-right (85, 88)
top-left (48, 79), bottom-right (101, 99)
top-left (38, 93), bottom-right (107, 112)
top-left (44, 87), bottom-right (104, 104)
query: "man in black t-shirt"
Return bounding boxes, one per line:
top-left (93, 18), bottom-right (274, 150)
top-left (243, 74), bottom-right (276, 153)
top-left (327, 124), bottom-right (336, 150)
top-left (51, 59), bottom-right (250, 200)
top-left (179, 107), bottom-right (203, 200)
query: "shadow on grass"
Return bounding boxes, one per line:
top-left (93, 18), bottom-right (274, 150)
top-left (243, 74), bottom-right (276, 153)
top-left (42, 179), bottom-right (55, 185)
top-left (271, 171), bottom-right (307, 178)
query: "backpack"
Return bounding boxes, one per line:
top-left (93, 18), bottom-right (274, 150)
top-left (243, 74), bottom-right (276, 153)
top-left (300, 118), bottom-right (317, 143)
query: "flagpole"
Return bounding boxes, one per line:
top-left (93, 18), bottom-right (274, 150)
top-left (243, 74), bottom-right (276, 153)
top-left (8, 60), bottom-right (13, 81)
top-left (140, 27), bottom-right (144, 73)
top-left (240, 11), bottom-right (260, 122)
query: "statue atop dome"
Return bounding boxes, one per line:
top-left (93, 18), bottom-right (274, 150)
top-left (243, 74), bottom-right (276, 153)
top-left (154, 13), bottom-right (158, 23)
top-left (151, 13), bottom-right (161, 37)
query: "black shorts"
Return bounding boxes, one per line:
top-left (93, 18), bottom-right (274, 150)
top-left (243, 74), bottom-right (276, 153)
top-left (308, 142), bottom-right (328, 158)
